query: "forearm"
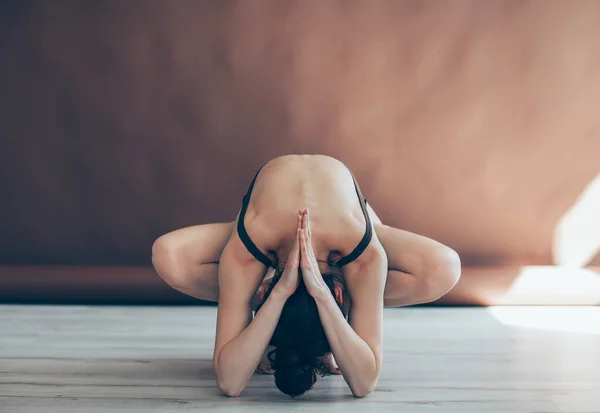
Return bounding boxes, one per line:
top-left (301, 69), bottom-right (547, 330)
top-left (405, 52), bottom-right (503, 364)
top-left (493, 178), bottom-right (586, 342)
top-left (215, 288), bottom-right (288, 395)
top-left (315, 292), bottom-right (379, 397)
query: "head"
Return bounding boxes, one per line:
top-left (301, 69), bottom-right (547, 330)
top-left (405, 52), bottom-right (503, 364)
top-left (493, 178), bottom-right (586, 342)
top-left (256, 267), bottom-right (348, 397)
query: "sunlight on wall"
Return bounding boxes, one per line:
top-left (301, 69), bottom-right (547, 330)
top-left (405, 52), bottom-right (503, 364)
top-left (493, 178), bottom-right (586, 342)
top-left (553, 174), bottom-right (600, 267)
top-left (489, 306), bottom-right (600, 335)
top-left (502, 266), bottom-right (600, 304)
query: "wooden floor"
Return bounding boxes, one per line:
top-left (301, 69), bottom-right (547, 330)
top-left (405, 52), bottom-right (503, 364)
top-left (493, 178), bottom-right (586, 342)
top-left (1, 305), bottom-right (599, 413)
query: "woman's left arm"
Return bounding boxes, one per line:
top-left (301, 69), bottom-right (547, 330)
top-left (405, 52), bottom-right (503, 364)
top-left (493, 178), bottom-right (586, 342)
top-left (299, 211), bottom-right (387, 398)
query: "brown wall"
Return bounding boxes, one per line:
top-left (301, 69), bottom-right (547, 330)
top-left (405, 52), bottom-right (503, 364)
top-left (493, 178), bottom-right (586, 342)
top-left (1, 0), bottom-right (599, 267)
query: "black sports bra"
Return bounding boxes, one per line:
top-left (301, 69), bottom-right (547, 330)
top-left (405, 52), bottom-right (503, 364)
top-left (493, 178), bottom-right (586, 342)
top-left (237, 163), bottom-right (372, 269)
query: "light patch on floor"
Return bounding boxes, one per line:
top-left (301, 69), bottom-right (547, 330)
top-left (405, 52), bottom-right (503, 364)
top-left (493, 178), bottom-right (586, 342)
top-left (489, 305), bottom-right (600, 335)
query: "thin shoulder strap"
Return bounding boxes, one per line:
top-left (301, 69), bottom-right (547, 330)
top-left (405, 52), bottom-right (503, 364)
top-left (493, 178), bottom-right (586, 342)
top-left (237, 165), bottom-right (275, 268)
top-left (334, 170), bottom-right (373, 268)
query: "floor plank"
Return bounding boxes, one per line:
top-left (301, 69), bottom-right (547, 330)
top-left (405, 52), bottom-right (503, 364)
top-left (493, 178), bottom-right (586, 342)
top-left (1, 305), bottom-right (599, 412)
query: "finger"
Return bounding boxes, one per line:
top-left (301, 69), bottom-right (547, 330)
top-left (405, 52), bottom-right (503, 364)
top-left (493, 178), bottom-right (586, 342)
top-left (302, 232), bottom-right (316, 273)
top-left (306, 209), bottom-right (312, 238)
top-left (303, 209), bottom-right (309, 232)
top-left (303, 212), bottom-right (310, 241)
top-left (291, 212), bottom-right (301, 246)
top-left (289, 229), bottom-right (300, 264)
top-left (287, 214), bottom-right (301, 264)
top-left (299, 222), bottom-right (314, 268)
top-left (305, 209), bottom-right (309, 231)
top-left (299, 229), bottom-right (309, 268)
top-left (302, 209), bottom-right (307, 233)
top-left (289, 237), bottom-right (298, 264)
top-left (302, 217), bottom-right (317, 263)
top-left (299, 228), bottom-right (305, 255)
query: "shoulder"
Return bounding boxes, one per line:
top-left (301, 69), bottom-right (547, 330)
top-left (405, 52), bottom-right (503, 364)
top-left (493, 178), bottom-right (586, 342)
top-left (342, 238), bottom-right (387, 288)
top-left (222, 223), bottom-right (264, 267)
top-left (218, 230), bottom-right (268, 305)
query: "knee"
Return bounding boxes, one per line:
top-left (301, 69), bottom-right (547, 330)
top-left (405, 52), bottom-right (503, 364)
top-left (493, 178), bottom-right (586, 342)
top-left (423, 247), bottom-right (462, 301)
top-left (152, 235), bottom-right (188, 289)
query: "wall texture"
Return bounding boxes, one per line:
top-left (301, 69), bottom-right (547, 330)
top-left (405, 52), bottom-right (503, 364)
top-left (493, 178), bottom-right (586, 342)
top-left (1, 0), bottom-right (599, 267)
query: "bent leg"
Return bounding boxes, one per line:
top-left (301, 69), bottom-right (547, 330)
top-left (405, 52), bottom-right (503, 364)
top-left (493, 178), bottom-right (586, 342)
top-left (366, 204), bottom-right (461, 307)
top-left (152, 222), bottom-right (234, 302)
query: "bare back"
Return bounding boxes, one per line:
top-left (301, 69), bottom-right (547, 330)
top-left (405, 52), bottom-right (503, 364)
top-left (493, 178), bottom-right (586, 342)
top-left (240, 154), bottom-right (369, 270)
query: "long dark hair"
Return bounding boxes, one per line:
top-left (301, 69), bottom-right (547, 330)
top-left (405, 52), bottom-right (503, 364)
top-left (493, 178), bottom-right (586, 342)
top-left (256, 268), bottom-right (344, 397)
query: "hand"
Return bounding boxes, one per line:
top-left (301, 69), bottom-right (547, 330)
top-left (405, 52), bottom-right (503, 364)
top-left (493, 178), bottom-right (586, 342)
top-left (255, 347), bottom-right (341, 376)
top-left (255, 345), bottom-right (275, 375)
top-left (322, 352), bottom-right (342, 375)
top-left (272, 210), bottom-right (303, 298)
top-left (299, 209), bottom-right (330, 300)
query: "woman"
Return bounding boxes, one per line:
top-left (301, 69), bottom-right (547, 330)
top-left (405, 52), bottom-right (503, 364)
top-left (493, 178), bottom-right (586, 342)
top-left (152, 154), bottom-right (461, 398)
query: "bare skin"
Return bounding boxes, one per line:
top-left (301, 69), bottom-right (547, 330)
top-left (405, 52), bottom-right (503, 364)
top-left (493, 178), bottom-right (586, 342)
top-left (152, 154), bottom-right (461, 394)
top-left (153, 155), bottom-right (460, 306)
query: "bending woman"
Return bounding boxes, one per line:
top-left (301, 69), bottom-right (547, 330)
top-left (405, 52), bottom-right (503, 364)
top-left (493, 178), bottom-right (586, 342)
top-left (152, 154), bottom-right (461, 398)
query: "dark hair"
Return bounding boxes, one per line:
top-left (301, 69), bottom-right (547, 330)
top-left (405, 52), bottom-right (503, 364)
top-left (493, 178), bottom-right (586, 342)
top-left (256, 268), bottom-right (344, 397)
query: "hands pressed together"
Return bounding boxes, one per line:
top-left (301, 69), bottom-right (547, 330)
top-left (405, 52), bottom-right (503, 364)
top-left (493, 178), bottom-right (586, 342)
top-left (260, 208), bottom-right (341, 376)
top-left (273, 209), bottom-right (330, 300)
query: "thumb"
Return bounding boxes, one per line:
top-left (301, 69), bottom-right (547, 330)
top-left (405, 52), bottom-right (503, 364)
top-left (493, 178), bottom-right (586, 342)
top-left (289, 229), bottom-right (301, 264)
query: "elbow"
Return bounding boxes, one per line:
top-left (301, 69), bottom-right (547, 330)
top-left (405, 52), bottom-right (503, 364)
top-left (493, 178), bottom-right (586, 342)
top-left (214, 359), bottom-right (245, 397)
top-left (349, 366), bottom-right (379, 398)
top-left (350, 380), bottom-right (377, 398)
top-left (351, 387), bottom-right (374, 398)
top-left (422, 247), bottom-right (462, 303)
top-left (216, 378), bottom-right (244, 398)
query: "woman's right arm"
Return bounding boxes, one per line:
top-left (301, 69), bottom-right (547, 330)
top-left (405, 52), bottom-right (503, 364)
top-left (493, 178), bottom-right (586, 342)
top-left (213, 213), bottom-right (302, 397)
top-left (212, 238), bottom-right (285, 397)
